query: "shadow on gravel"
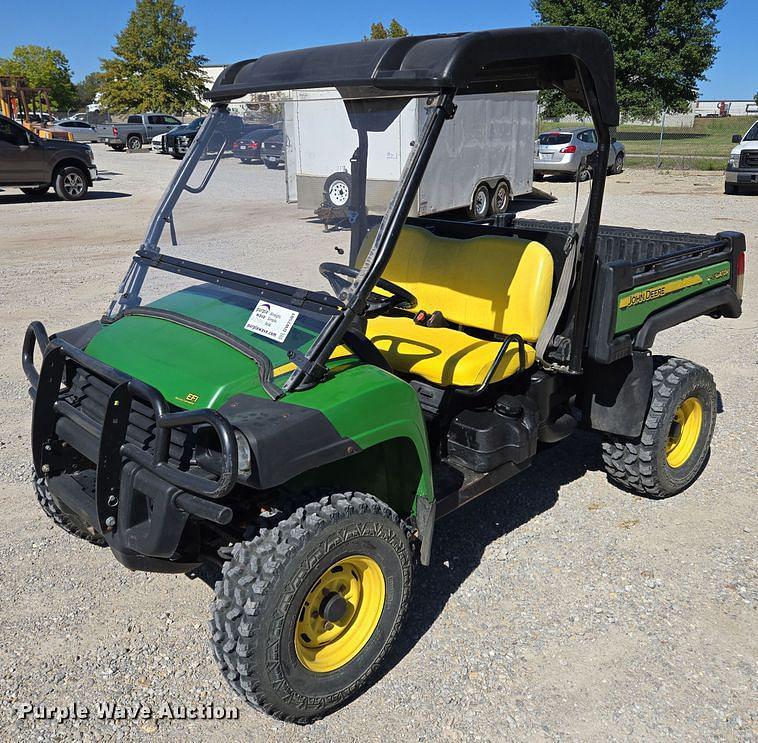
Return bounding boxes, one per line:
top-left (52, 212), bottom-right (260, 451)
top-left (380, 429), bottom-right (605, 677)
top-left (0, 190), bottom-right (131, 203)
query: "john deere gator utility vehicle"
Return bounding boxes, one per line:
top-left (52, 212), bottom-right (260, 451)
top-left (24, 27), bottom-right (745, 723)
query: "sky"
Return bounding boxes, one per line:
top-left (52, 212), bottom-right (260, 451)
top-left (0, 0), bottom-right (755, 100)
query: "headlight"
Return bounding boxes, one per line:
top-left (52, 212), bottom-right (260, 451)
top-left (178, 135), bottom-right (189, 145)
top-left (85, 145), bottom-right (94, 161)
top-left (728, 154), bottom-right (739, 168)
top-left (234, 430), bottom-right (252, 478)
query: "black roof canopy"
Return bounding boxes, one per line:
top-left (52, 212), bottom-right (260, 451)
top-left (207, 26), bottom-right (619, 126)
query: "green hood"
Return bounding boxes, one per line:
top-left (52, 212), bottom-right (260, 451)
top-left (84, 284), bottom-right (341, 409)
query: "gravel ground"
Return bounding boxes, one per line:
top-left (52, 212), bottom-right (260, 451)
top-left (0, 147), bottom-right (755, 741)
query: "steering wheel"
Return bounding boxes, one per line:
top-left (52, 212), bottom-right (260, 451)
top-left (319, 263), bottom-right (417, 317)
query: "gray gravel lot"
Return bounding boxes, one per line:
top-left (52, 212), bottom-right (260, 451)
top-left (0, 146), bottom-right (755, 741)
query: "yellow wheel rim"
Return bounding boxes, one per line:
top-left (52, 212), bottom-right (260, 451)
top-left (666, 397), bottom-right (703, 468)
top-left (294, 555), bottom-right (385, 673)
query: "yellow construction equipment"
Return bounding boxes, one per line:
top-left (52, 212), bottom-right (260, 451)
top-left (0, 76), bottom-right (73, 140)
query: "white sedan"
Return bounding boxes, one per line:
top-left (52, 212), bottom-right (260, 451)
top-left (52, 119), bottom-right (100, 143)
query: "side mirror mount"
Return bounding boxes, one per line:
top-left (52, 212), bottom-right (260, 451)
top-left (732, 134), bottom-right (742, 143)
top-left (611, 136), bottom-right (617, 143)
top-left (26, 131), bottom-right (39, 146)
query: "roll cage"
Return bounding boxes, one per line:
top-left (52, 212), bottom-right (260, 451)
top-left (109, 26), bottom-right (620, 392)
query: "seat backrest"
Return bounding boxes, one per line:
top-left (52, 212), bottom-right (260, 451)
top-left (359, 225), bottom-right (554, 342)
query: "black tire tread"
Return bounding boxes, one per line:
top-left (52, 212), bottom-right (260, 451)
top-left (34, 476), bottom-right (106, 545)
top-left (209, 491), bottom-right (411, 724)
top-left (601, 356), bottom-right (715, 498)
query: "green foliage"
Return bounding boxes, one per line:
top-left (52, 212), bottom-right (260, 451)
top-left (367, 19), bottom-right (409, 40)
top-left (532, 0), bottom-right (725, 121)
top-left (754, 91), bottom-right (758, 106)
top-left (75, 71), bottom-right (105, 109)
top-left (0, 46), bottom-right (77, 110)
top-left (100, 0), bottom-right (208, 115)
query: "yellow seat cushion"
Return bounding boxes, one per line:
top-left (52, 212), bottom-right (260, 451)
top-left (367, 316), bottom-right (536, 387)
top-left (359, 225), bottom-right (553, 342)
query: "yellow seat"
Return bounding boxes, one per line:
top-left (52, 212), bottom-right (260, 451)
top-left (362, 226), bottom-right (553, 387)
top-left (369, 316), bottom-right (536, 386)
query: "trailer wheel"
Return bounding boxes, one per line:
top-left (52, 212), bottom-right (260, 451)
top-left (210, 491), bottom-right (413, 723)
top-left (602, 357), bottom-right (717, 498)
top-left (492, 180), bottom-right (511, 214)
top-left (126, 135), bottom-right (142, 151)
top-left (324, 172), bottom-right (352, 208)
top-left (34, 477), bottom-right (106, 546)
top-left (469, 183), bottom-right (491, 219)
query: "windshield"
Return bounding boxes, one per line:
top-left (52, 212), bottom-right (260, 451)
top-left (107, 91), bottom-right (436, 389)
top-left (743, 121), bottom-right (758, 141)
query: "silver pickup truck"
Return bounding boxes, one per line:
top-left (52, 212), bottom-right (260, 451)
top-left (99, 113), bottom-right (183, 152)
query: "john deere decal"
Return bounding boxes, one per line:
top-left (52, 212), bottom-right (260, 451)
top-left (615, 261), bottom-right (731, 334)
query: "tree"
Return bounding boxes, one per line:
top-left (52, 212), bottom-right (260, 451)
top-left (532, 0), bottom-right (725, 121)
top-left (754, 91), bottom-right (758, 106)
top-left (367, 19), bottom-right (409, 40)
top-left (75, 71), bottom-right (105, 109)
top-left (0, 46), bottom-right (77, 110)
top-left (100, 0), bottom-right (208, 114)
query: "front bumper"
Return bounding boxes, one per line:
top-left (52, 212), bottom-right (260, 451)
top-left (724, 167), bottom-right (758, 186)
top-left (23, 322), bottom-right (238, 572)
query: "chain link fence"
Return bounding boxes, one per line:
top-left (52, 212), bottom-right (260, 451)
top-left (538, 110), bottom-right (755, 172)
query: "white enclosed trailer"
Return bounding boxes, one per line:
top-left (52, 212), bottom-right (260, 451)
top-left (284, 88), bottom-right (537, 217)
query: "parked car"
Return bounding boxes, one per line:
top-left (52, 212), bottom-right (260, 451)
top-left (0, 114), bottom-right (97, 200)
top-left (534, 126), bottom-right (625, 180)
top-left (232, 126), bottom-right (280, 163)
top-left (151, 133), bottom-right (167, 153)
top-left (725, 120), bottom-right (758, 195)
top-left (52, 119), bottom-right (100, 143)
top-left (261, 133), bottom-right (283, 169)
top-left (164, 117), bottom-right (205, 159)
top-left (101, 113), bottom-right (182, 152)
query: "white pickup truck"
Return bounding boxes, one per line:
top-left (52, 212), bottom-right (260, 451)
top-left (725, 120), bottom-right (758, 195)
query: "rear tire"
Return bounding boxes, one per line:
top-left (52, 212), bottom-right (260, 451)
top-left (264, 159), bottom-right (280, 169)
top-left (53, 166), bottom-right (88, 201)
top-left (20, 185), bottom-right (49, 196)
top-left (126, 135), bottom-right (142, 151)
top-left (210, 492), bottom-right (413, 723)
top-left (34, 477), bottom-right (106, 546)
top-left (602, 357), bottom-right (717, 498)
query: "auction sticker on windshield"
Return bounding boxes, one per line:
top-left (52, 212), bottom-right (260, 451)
top-left (245, 301), bottom-right (299, 343)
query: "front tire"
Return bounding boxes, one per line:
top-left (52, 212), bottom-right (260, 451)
top-left (53, 166), bottom-right (88, 201)
top-left (724, 182), bottom-right (739, 195)
top-left (602, 357), bottom-right (717, 498)
top-left (210, 492), bottom-right (413, 723)
top-left (611, 152), bottom-right (624, 174)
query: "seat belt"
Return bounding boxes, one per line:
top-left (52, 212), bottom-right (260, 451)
top-left (535, 175), bottom-right (591, 370)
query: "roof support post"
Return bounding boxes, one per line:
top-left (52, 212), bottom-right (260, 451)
top-left (348, 128), bottom-right (369, 267)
